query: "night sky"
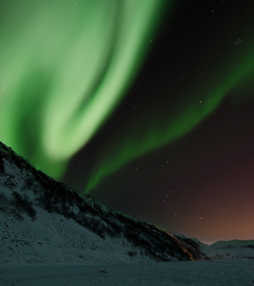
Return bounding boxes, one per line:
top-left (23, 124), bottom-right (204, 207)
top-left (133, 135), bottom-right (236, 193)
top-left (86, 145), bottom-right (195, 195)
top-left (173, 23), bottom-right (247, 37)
top-left (1, 0), bottom-right (254, 245)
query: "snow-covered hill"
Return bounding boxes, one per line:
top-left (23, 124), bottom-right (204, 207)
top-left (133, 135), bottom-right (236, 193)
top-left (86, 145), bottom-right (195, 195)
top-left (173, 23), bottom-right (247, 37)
top-left (0, 141), bottom-right (206, 265)
top-left (1, 141), bottom-right (254, 285)
top-left (205, 239), bottom-right (254, 260)
top-left (1, 141), bottom-right (253, 266)
top-left (177, 235), bottom-right (254, 261)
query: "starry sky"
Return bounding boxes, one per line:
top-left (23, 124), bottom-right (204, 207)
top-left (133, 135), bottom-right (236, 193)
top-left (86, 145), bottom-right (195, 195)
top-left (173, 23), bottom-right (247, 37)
top-left (1, 0), bottom-right (254, 245)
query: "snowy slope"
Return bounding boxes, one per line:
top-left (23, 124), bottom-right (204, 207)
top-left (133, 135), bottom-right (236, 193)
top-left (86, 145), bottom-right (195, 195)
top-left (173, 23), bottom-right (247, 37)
top-left (1, 141), bottom-right (254, 265)
top-left (0, 141), bottom-right (200, 265)
top-left (1, 141), bottom-right (254, 285)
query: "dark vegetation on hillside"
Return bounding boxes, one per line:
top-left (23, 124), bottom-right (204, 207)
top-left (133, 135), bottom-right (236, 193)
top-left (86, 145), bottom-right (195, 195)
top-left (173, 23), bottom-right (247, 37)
top-left (0, 141), bottom-right (192, 262)
top-left (0, 191), bottom-right (37, 221)
top-left (177, 236), bottom-right (210, 261)
top-left (0, 155), bottom-right (4, 173)
top-left (240, 245), bottom-right (254, 249)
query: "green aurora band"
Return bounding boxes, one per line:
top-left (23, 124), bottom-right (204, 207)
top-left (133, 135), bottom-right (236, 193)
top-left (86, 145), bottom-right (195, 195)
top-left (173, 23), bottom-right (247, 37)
top-left (0, 0), bottom-right (254, 194)
top-left (85, 31), bottom-right (254, 193)
top-left (0, 0), bottom-right (168, 177)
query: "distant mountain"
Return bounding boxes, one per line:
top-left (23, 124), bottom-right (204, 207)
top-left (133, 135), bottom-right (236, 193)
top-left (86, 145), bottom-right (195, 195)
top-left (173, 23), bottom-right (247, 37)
top-left (210, 239), bottom-right (254, 248)
top-left (177, 235), bottom-right (254, 261)
top-left (0, 141), bottom-right (209, 265)
top-left (206, 239), bottom-right (254, 260)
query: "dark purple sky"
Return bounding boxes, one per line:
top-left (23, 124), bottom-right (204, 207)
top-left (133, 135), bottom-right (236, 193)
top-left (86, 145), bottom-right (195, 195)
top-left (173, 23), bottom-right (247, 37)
top-left (63, 0), bottom-right (254, 244)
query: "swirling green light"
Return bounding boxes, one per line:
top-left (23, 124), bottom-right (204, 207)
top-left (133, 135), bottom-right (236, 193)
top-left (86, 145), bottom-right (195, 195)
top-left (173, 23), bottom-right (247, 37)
top-left (85, 37), bottom-right (254, 193)
top-left (1, 1), bottom-right (253, 194)
top-left (0, 0), bottom-right (167, 178)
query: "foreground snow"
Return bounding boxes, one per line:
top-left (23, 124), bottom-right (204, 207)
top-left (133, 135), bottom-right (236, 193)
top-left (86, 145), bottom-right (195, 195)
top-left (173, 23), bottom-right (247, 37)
top-left (1, 260), bottom-right (254, 286)
top-left (1, 141), bottom-right (254, 286)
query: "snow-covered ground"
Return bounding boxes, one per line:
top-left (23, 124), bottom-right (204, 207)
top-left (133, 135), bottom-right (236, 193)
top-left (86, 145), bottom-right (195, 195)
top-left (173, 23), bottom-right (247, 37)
top-left (1, 260), bottom-right (254, 286)
top-left (0, 209), bottom-right (154, 265)
top-left (1, 205), bottom-right (254, 286)
top-left (0, 141), bottom-right (196, 264)
top-left (201, 240), bottom-right (254, 261)
top-left (1, 141), bottom-right (254, 285)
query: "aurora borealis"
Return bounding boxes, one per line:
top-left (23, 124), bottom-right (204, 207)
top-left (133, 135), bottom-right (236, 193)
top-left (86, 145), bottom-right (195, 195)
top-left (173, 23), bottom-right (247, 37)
top-left (1, 0), bottom-right (254, 244)
top-left (0, 0), bottom-right (168, 177)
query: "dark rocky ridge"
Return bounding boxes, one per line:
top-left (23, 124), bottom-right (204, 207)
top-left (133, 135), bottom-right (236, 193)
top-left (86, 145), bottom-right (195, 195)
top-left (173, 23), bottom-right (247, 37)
top-left (0, 141), bottom-right (208, 262)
